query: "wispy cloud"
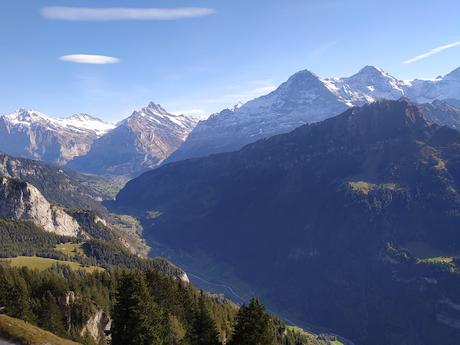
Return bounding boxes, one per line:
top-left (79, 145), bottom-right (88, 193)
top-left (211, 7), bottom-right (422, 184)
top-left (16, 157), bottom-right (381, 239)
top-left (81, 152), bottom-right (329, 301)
top-left (60, 54), bottom-right (120, 64)
top-left (42, 6), bottom-right (215, 21)
top-left (403, 41), bottom-right (460, 64)
top-left (310, 41), bottom-right (336, 59)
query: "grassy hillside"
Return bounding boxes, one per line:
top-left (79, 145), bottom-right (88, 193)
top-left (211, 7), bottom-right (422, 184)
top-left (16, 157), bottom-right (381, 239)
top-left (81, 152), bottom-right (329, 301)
top-left (0, 315), bottom-right (81, 345)
top-left (0, 256), bottom-right (103, 273)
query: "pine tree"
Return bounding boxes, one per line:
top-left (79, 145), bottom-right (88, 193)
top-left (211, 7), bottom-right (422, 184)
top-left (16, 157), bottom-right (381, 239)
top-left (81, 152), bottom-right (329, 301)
top-left (3, 270), bottom-right (32, 321)
top-left (186, 291), bottom-right (220, 345)
top-left (111, 271), bottom-right (167, 345)
top-left (228, 298), bottom-right (275, 345)
top-left (38, 291), bottom-right (66, 336)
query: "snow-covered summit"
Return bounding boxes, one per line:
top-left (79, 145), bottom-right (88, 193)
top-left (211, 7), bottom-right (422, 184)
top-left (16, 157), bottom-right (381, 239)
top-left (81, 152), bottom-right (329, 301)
top-left (59, 113), bottom-right (114, 136)
top-left (168, 65), bottom-right (460, 163)
top-left (3, 109), bottom-right (114, 136)
top-left (323, 66), bottom-right (409, 106)
top-left (0, 109), bottom-right (114, 164)
top-left (127, 102), bottom-right (196, 134)
top-left (4, 109), bottom-right (52, 126)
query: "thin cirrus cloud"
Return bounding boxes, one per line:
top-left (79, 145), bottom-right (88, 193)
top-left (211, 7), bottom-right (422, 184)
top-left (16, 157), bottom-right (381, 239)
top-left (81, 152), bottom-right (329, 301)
top-left (403, 41), bottom-right (460, 64)
top-left (41, 6), bottom-right (216, 21)
top-left (60, 54), bottom-right (120, 64)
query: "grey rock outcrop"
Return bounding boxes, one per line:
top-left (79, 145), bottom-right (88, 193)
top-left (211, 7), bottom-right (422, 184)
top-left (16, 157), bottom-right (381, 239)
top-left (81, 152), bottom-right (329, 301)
top-left (0, 177), bottom-right (81, 237)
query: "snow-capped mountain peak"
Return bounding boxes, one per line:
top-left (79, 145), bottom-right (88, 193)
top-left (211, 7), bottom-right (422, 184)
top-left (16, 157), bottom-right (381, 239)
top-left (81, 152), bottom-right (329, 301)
top-left (128, 102), bottom-right (196, 131)
top-left (282, 69), bottom-right (322, 91)
top-left (59, 113), bottom-right (114, 136)
top-left (355, 65), bottom-right (387, 77)
top-left (144, 102), bottom-right (170, 116)
top-left (67, 101), bottom-right (199, 176)
top-left (5, 109), bottom-right (51, 126)
top-left (168, 65), bottom-right (460, 164)
top-left (323, 65), bottom-right (408, 105)
top-left (3, 109), bottom-right (114, 136)
top-left (0, 108), bottom-right (115, 164)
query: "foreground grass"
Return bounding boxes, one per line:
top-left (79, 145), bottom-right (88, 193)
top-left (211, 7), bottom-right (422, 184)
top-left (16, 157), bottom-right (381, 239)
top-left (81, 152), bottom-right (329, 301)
top-left (55, 242), bottom-right (85, 259)
top-left (0, 256), bottom-right (103, 273)
top-left (0, 314), bottom-right (81, 345)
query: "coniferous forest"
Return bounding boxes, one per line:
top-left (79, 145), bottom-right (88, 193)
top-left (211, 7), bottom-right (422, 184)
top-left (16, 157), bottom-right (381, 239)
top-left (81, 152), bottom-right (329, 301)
top-left (0, 264), bottom-right (329, 345)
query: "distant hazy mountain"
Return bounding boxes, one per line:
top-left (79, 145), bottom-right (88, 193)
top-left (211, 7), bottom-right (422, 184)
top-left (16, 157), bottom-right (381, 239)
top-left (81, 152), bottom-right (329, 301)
top-left (0, 109), bottom-right (114, 165)
top-left (419, 99), bottom-right (460, 130)
top-left (114, 99), bottom-right (460, 345)
top-left (67, 102), bottom-right (198, 176)
top-left (168, 66), bottom-right (460, 162)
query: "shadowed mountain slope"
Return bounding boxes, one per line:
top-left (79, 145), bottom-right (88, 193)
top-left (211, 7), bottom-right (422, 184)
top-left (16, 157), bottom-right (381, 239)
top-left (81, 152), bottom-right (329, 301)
top-left (113, 99), bottom-right (460, 344)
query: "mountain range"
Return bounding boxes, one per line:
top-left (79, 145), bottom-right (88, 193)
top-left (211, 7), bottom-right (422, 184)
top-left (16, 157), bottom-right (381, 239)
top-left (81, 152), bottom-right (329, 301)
top-left (168, 66), bottom-right (460, 162)
top-left (113, 99), bottom-right (460, 345)
top-left (0, 109), bottom-right (114, 165)
top-left (2, 66), bottom-right (460, 178)
top-left (0, 103), bottom-right (198, 176)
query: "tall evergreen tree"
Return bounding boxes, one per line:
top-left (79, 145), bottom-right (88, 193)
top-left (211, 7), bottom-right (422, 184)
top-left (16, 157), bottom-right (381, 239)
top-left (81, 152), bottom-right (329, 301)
top-left (38, 291), bottom-right (66, 336)
top-left (228, 298), bottom-right (275, 345)
top-left (186, 291), bottom-right (220, 345)
top-left (0, 268), bottom-right (32, 321)
top-left (111, 271), bottom-right (167, 345)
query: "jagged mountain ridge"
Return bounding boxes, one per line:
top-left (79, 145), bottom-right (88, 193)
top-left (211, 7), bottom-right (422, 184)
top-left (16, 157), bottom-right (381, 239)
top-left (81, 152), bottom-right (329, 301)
top-left (113, 99), bottom-right (460, 345)
top-left (67, 102), bottom-right (198, 176)
top-left (168, 65), bottom-right (460, 162)
top-left (0, 109), bottom-right (114, 165)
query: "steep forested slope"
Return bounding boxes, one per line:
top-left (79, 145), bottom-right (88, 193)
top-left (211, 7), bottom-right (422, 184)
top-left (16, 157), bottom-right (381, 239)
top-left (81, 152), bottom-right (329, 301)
top-left (114, 99), bottom-right (460, 344)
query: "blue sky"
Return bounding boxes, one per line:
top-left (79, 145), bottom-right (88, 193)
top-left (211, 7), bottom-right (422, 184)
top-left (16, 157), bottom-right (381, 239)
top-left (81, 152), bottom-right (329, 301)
top-left (1, 0), bottom-right (460, 121)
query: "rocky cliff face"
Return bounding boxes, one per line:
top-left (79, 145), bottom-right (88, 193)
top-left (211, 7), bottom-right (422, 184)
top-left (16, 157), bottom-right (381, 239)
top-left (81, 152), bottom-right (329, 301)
top-left (0, 152), bottom-right (105, 213)
top-left (0, 177), bottom-right (81, 237)
top-left (80, 309), bottom-right (110, 344)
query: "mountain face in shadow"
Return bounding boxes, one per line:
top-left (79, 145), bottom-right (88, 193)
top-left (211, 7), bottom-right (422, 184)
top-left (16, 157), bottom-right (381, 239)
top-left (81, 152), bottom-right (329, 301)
top-left (113, 99), bottom-right (460, 344)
